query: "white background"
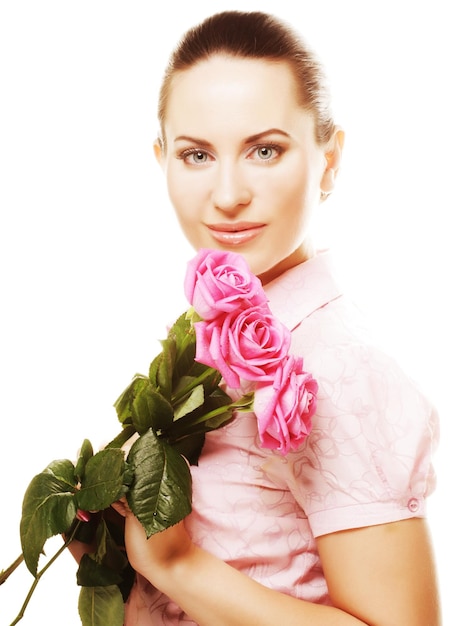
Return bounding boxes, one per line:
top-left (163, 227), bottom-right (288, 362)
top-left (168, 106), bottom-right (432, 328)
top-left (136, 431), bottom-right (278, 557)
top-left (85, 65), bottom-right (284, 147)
top-left (0, 1), bottom-right (455, 624)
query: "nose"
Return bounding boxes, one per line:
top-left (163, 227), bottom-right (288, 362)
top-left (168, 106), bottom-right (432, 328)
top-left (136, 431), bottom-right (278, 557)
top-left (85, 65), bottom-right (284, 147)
top-left (211, 161), bottom-right (252, 213)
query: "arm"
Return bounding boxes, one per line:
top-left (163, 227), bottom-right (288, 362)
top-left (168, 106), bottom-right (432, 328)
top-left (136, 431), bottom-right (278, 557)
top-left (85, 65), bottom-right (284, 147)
top-left (316, 518), bottom-right (441, 626)
top-left (118, 502), bottom-right (440, 626)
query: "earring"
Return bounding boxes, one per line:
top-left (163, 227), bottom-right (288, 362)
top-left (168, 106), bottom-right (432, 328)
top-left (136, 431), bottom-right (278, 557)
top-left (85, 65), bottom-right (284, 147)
top-left (320, 190), bottom-right (331, 202)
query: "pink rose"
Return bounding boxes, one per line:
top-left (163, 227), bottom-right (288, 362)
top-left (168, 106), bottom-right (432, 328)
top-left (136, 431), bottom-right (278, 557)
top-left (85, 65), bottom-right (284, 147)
top-left (194, 305), bottom-right (291, 389)
top-left (184, 249), bottom-right (267, 321)
top-left (253, 355), bottom-right (318, 455)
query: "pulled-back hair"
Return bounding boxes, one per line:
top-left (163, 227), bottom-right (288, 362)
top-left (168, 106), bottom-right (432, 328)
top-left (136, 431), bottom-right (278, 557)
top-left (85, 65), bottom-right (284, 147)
top-left (158, 11), bottom-right (335, 146)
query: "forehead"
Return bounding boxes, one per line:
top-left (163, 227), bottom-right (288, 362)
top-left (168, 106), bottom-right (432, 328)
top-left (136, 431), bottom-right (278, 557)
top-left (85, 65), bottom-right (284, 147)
top-left (164, 55), bottom-right (307, 135)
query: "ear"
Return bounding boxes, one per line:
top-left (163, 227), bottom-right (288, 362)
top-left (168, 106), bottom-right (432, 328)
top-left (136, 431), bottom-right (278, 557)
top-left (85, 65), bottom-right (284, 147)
top-left (320, 128), bottom-right (345, 195)
top-left (153, 137), bottom-right (165, 166)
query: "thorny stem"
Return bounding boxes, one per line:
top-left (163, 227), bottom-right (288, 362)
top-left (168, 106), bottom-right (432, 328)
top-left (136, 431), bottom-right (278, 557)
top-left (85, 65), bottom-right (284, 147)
top-left (0, 555), bottom-right (24, 586)
top-left (7, 521), bottom-right (82, 626)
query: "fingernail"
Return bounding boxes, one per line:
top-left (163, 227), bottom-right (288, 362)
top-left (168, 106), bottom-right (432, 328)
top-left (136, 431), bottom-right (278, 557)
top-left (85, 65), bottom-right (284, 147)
top-left (76, 509), bottom-right (91, 522)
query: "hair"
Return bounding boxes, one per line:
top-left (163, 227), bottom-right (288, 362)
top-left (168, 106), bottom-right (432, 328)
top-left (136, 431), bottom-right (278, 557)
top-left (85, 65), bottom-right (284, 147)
top-left (157, 11), bottom-right (335, 148)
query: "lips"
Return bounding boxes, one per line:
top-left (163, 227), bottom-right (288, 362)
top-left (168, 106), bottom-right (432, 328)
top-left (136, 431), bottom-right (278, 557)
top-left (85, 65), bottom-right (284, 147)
top-left (207, 222), bottom-right (266, 245)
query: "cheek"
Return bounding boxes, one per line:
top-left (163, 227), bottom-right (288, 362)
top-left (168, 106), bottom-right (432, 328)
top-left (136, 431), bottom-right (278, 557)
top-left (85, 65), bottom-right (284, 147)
top-left (280, 169), bottom-right (321, 224)
top-left (167, 168), bottom-right (209, 221)
top-left (262, 156), bottom-right (318, 206)
top-left (166, 171), bottom-right (210, 250)
top-left (265, 177), bottom-right (310, 228)
top-left (167, 176), bottom-right (193, 224)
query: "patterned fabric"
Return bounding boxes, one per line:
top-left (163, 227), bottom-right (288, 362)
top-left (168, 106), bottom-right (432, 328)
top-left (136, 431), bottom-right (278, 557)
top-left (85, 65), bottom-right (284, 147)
top-left (124, 251), bottom-right (438, 625)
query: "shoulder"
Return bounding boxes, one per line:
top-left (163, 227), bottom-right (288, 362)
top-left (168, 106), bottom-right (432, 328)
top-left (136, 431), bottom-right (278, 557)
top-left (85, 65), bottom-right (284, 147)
top-left (301, 303), bottom-right (438, 476)
top-left (272, 300), bottom-right (439, 536)
top-left (264, 255), bottom-right (438, 536)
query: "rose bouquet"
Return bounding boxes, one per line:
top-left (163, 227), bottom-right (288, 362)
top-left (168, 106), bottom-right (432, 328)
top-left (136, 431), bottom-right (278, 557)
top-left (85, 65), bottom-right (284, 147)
top-left (1, 249), bottom-right (317, 626)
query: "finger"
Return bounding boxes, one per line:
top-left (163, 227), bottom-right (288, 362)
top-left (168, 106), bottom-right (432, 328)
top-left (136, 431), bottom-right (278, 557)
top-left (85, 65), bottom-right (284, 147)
top-left (76, 509), bottom-right (91, 522)
top-left (111, 498), bottom-right (131, 518)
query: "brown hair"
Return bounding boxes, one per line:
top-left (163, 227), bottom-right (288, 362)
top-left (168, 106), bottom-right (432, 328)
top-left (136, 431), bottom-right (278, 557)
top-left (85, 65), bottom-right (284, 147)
top-left (157, 11), bottom-right (335, 148)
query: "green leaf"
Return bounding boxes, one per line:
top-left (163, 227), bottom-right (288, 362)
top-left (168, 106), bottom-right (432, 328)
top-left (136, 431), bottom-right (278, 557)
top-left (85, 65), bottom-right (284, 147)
top-left (75, 439), bottom-right (94, 482)
top-left (170, 311), bottom-right (194, 354)
top-left (172, 432), bottom-right (206, 466)
top-left (76, 517), bottom-right (130, 588)
top-left (196, 365), bottom-right (224, 396)
top-left (94, 517), bottom-right (110, 562)
top-left (114, 375), bottom-right (174, 435)
top-left (171, 367), bottom-right (222, 406)
top-left (73, 512), bottom-right (101, 546)
top-left (20, 460), bottom-right (78, 575)
top-left (185, 306), bottom-right (201, 325)
top-left (231, 391), bottom-right (255, 412)
top-left (149, 338), bottom-right (176, 399)
top-left (117, 565), bottom-right (136, 603)
top-left (76, 449), bottom-right (126, 511)
top-left (132, 383), bottom-right (174, 434)
top-left (96, 519), bottom-right (128, 574)
top-left (78, 585), bottom-right (124, 626)
top-left (148, 352), bottom-right (161, 389)
top-left (173, 384), bottom-right (204, 421)
top-left (113, 374), bottom-right (149, 426)
top-left (127, 429), bottom-right (192, 536)
top-left (44, 459), bottom-right (79, 486)
top-left (168, 388), bottom-right (235, 441)
top-left (77, 554), bottom-right (123, 587)
top-left (167, 313), bottom-right (199, 381)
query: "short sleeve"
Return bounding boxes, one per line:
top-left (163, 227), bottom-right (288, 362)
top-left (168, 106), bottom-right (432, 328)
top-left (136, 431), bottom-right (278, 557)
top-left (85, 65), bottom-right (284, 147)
top-left (277, 340), bottom-right (438, 537)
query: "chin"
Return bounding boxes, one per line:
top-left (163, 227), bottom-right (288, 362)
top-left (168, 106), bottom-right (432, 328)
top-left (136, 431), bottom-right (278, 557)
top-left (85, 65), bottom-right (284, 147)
top-left (235, 252), bottom-right (267, 277)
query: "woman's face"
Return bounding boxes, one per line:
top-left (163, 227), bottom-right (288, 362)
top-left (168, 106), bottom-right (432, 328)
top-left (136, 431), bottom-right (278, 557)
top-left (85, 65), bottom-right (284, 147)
top-left (157, 55), bottom-right (335, 283)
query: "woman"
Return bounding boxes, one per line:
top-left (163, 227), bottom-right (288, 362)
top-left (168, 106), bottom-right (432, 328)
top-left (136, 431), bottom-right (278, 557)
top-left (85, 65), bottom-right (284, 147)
top-left (115, 10), bottom-right (440, 625)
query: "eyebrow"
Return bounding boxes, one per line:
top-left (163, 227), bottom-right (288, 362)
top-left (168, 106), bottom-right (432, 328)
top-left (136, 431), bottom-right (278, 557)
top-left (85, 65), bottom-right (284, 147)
top-left (244, 129), bottom-right (291, 144)
top-left (174, 135), bottom-right (213, 148)
top-left (173, 128), bottom-right (291, 147)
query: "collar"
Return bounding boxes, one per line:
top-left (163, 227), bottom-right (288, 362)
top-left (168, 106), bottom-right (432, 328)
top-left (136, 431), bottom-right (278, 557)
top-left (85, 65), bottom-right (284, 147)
top-left (263, 250), bottom-right (344, 331)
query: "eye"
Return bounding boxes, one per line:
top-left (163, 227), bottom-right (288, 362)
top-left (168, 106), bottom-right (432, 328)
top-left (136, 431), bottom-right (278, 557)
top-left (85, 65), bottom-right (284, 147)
top-left (257, 146), bottom-right (274, 160)
top-left (190, 150), bottom-right (208, 164)
top-left (248, 144), bottom-right (283, 162)
top-left (178, 148), bottom-right (211, 165)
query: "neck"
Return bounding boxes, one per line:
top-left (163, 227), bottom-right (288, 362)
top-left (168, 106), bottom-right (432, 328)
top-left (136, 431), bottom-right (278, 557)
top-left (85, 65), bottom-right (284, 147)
top-left (258, 242), bottom-right (315, 285)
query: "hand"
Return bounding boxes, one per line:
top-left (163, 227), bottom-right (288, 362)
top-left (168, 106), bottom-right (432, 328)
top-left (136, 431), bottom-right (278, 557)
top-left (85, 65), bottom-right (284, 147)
top-left (63, 511), bottom-right (96, 564)
top-left (111, 499), bottom-right (193, 584)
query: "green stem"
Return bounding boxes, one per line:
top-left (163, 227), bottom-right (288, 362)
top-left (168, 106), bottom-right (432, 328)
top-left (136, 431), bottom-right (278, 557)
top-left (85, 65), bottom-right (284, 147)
top-left (169, 392), bottom-right (254, 440)
top-left (171, 367), bottom-right (220, 405)
top-left (190, 404), bottom-right (233, 424)
top-left (0, 555), bottom-right (24, 586)
top-left (169, 405), bottom-right (232, 440)
top-left (8, 522), bottom-right (82, 626)
top-left (104, 424), bottom-right (137, 449)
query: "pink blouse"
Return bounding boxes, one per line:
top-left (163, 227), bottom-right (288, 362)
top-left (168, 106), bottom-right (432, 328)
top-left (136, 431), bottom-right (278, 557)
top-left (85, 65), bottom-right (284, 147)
top-left (124, 251), bottom-right (438, 624)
